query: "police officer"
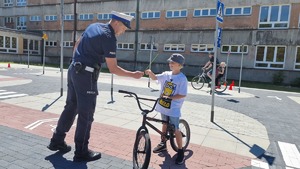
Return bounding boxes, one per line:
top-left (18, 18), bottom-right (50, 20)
top-left (47, 11), bottom-right (144, 162)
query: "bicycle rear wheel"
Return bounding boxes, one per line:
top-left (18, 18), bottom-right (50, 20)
top-left (170, 119), bottom-right (191, 152)
top-left (133, 130), bottom-right (151, 169)
top-left (191, 76), bottom-right (205, 90)
top-left (215, 79), bottom-right (228, 93)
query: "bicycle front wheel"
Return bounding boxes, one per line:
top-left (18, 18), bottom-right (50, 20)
top-left (191, 76), bottom-right (205, 90)
top-left (133, 131), bottom-right (151, 169)
top-left (215, 79), bottom-right (228, 93)
top-left (170, 119), bottom-right (191, 152)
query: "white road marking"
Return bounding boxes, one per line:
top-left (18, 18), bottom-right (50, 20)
top-left (251, 159), bottom-right (269, 169)
top-left (25, 118), bottom-right (59, 130)
top-left (0, 94), bottom-right (28, 99)
top-left (0, 91), bottom-right (17, 95)
top-left (278, 141), bottom-right (300, 168)
top-left (267, 96), bottom-right (282, 100)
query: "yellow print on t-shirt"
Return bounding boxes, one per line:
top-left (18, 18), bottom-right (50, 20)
top-left (159, 81), bottom-right (176, 109)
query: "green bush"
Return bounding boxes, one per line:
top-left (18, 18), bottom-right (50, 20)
top-left (272, 71), bottom-right (285, 85)
top-left (290, 77), bottom-right (300, 88)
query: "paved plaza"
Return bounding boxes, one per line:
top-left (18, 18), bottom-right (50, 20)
top-left (0, 63), bottom-right (300, 169)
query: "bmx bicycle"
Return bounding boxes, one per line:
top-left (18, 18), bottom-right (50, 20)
top-left (118, 90), bottom-right (191, 169)
top-left (191, 68), bottom-right (228, 93)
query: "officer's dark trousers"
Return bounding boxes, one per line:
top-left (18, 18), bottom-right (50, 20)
top-left (51, 65), bottom-right (98, 155)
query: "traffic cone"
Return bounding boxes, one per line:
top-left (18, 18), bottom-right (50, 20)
top-left (229, 80), bottom-right (234, 90)
top-left (8, 63), bottom-right (10, 68)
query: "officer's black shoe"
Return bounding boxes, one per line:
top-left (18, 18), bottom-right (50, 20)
top-left (47, 141), bottom-right (71, 153)
top-left (73, 149), bottom-right (101, 162)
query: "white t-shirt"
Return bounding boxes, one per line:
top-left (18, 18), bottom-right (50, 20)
top-left (155, 71), bottom-right (188, 117)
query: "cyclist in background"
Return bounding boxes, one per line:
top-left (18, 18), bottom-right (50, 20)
top-left (203, 51), bottom-right (220, 80)
top-left (145, 53), bottom-right (188, 165)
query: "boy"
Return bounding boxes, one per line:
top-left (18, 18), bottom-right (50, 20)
top-left (145, 53), bottom-right (188, 165)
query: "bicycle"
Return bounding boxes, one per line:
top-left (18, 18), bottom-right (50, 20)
top-left (118, 90), bottom-right (191, 169)
top-left (191, 68), bottom-right (228, 93)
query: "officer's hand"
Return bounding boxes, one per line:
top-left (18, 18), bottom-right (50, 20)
top-left (144, 69), bottom-right (152, 75)
top-left (132, 71), bottom-right (144, 79)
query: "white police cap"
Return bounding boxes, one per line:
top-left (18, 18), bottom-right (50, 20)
top-left (111, 11), bottom-right (134, 29)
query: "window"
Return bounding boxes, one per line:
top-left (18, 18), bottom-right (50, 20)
top-left (259, 5), bottom-right (290, 29)
top-left (16, 0), bottom-right (26, 6)
top-left (0, 36), bottom-right (17, 53)
top-left (45, 41), bottom-right (57, 47)
top-left (17, 16), bottom-right (26, 30)
top-left (5, 17), bottom-right (14, 23)
top-left (45, 15), bottom-right (57, 21)
top-left (194, 8), bottom-right (216, 17)
top-left (125, 12), bottom-right (136, 18)
top-left (191, 44), bottom-right (214, 52)
top-left (166, 9), bottom-right (187, 18)
top-left (30, 16), bottom-right (41, 21)
top-left (79, 14), bottom-right (94, 20)
top-left (225, 7), bottom-right (252, 16)
top-left (63, 41), bottom-right (74, 47)
top-left (117, 43), bottom-right (134, 50)
top-left (295, 46), bottom-right (300, 70)
top-left (23, 39), bottom-right (40, 54)
top-left (164, 44), bottom-right (185, 52)
top-left (255, 46), bottom-right (286, 69)
top-left (4, 0), bottom-right (13, 7)
top-left (97, 13), bottom-right (112, 20)
top-left (141, 11), bottom-right (160, 19)
top-left (64, 14), bottom-right (74, 21)
top-left (140, 43), bottom-right (158, 50)
top-left (221, 45), bottom-right (248, 54)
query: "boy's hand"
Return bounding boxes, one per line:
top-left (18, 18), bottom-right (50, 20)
top-left (132, 71), bottom-right (144, 79)
top-left (145, 69), bottom-right (152, 75)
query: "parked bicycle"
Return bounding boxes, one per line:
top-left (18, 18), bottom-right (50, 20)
top-left (118, 90), bottom-right (191, 169)
top-left (191, 68), bottom-right (228, 93)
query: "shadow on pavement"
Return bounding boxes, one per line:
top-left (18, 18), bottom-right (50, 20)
top-left (212, 122), bottom-right (275, 165)
top-left (45, 151), bottom-right (87, 169)
top-left (157, 149), bottom-right (193, 169)
top-left (42, 96), bottom-right (62, 112)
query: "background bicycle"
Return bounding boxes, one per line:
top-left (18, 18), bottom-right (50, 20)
top-left (118, 90), bottom-right (191, 169)
top-left (191, 68), bottom-right (228, 93)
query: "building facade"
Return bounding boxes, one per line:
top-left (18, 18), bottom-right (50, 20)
top-left (0, 0), bottom-right (300, 84)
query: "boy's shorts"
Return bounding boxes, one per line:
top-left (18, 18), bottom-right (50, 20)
top-left (161, 114), bottom-right (180, 130)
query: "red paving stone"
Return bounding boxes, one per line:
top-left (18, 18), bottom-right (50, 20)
top-left (0, 102), bottom-right (251, 169)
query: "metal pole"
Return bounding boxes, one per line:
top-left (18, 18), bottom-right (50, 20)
top-left (110, 74), bottom-right (114, 102)
top-left (73, 0), bottom-right (77, 48)
top-left (225, 50), bottom-right (230, 82)
top-left (134, 0), bottom-right (140, 70)
top-left (148, 36), bottom-right (153, 88)
top-left (238, 43), bottom-right (244, 93)
top-left (60, 0), bottom-right (64, 96)
top-left (27, 40), bottom-right (30, 68)
top-left (43, 40), bottom-right (45, 74)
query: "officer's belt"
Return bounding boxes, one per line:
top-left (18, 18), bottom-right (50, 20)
top-left (71, 62), bottom-right (94, 73)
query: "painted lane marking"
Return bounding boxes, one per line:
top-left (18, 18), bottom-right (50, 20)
top-left (267, 96), bottom-right (282, 100)
top-left (0, 94), bottom-right (28, 99)
top-left (251, 159), bottom-right (269, 169)
top-left (25, 118), bottom-right (59, 130)
top-left (278, 141), bottom-right (300, 168)
top-left (0, 91), bottom-right (17, 95)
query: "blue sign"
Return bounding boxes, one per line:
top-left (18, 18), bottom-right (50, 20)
top-left (217, 27), bottom-right (222, 48)
top-left (216, 0), bottom-right (224, 23)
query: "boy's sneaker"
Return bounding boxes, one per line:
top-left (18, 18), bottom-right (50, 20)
top-left (175, 149), bottom-right (185, 165)
top-left (153, 142), bottom-right (167, 153)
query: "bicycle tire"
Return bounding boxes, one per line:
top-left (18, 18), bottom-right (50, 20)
top-left (191, 76), bottom-right (205, 90)
top-left (170, 119), bottom-right (191, 152)
top-left (215, 79), bottom-right (228, 93)
top-left (133, 130), bottom-right (151, 169)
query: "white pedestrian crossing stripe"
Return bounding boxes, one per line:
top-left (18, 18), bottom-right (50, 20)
top-left (0, 90), bottom-right (28, 99)
top-left (278, 141), bottom-right (300, 168)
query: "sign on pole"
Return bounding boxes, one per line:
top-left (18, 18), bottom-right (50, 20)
top-left (216, 0), bottom-right (224, 23)
top-left (217, 27), bottom-right (222, 48)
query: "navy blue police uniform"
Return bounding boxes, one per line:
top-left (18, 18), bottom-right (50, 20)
top-left (50, 22), bottom-right (116, 157)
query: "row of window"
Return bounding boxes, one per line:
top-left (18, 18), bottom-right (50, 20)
top-left (1, 34), bottom-right (299, 70)
top-left (3, 4), bottom-right (297, 30)
top-left (4, 0), bottom-right (26, 7)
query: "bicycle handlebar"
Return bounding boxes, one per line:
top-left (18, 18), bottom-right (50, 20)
top-left (118, 90), bottom-right (159, 113)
